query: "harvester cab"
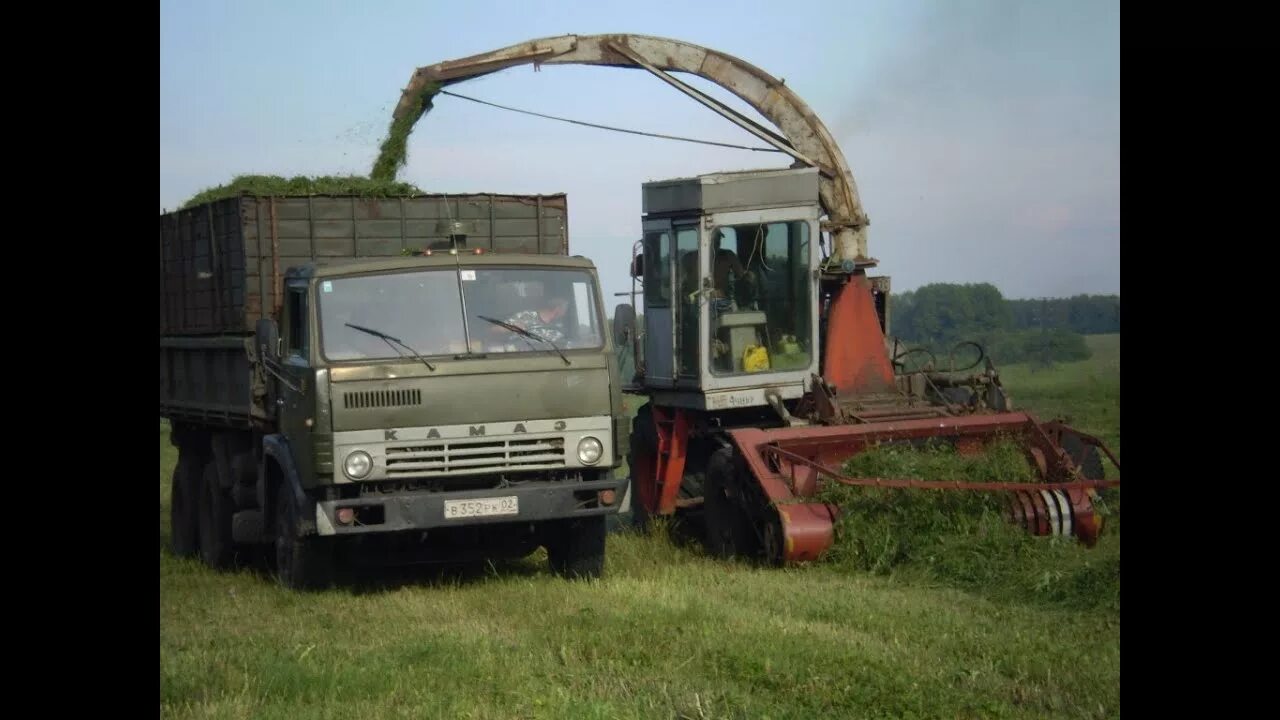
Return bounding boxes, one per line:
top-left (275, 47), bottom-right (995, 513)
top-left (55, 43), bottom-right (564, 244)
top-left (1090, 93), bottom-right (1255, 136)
top-left (621, 166), bottom-right (1000, 418)
top-left (626, 166), bottom-right (823, 409)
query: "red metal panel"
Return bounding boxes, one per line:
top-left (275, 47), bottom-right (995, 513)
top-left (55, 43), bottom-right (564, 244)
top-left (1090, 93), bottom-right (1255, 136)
top-left (653, 407), bottom-right (691, 515)
top-left (821, 274), bottom-right (896, 397)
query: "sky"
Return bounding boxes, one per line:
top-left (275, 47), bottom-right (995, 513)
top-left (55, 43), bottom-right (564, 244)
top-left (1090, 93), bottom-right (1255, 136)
top-left (160, 0), bottom-right (1119, 304)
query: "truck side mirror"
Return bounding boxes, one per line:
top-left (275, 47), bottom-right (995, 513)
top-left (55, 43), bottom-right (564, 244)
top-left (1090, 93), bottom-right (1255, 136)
top-left (630, 254), bottom-right (644, 278)
top-left (255, 318), bottom-right (280, 361)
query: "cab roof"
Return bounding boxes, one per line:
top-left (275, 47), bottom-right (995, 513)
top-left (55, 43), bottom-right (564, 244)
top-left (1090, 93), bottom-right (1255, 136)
top-left (286, 253), bottom-right (598, 280)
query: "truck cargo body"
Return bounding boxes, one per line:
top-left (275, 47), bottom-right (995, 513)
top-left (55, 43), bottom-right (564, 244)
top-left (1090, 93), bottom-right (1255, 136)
top-left (160, 192), bottom-right (569, 336)
top-left (159, 193), bottom-right (569, 426)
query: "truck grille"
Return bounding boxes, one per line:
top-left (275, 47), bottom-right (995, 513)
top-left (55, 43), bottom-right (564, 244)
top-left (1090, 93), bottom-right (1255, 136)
top-left (344, 389), bottom-right (422, 410)
top-left (385, 436), bottom-right (566, 477)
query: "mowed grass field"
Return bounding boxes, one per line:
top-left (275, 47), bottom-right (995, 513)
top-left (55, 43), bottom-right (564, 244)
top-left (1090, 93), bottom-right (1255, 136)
top-left (160, 335), bottom-right (1120, 719)
top-left (998, 334), bottom-right (1120, 463)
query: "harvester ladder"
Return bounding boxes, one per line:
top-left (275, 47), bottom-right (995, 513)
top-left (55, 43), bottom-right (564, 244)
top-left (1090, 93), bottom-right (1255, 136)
top-left (651, 407), bottom-right (691, 515)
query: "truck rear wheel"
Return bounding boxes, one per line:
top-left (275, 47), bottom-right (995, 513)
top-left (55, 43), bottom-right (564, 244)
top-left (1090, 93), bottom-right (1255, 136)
top-left (169, 453), bottom-right (201, 558)
top-left (197, 462), bottom-right (236, 569)
top-left (546, 516), bottom-right (606, 580)
top-left (274, 484), bottom-right (333, 591)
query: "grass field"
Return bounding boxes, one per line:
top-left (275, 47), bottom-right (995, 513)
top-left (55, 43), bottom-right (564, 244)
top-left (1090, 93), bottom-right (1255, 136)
top-left (160, 335), bottom-right (1120, 719)
top-left (998, 334), bottom-right (1120, 461)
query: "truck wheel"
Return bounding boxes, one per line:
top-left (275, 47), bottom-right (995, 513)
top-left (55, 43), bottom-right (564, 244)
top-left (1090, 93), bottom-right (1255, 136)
top-left (169, 454), bottom-right (201, 558)
top-left (274, 484), bottom-right (333, 591)
top-left (197, 462), bottom-right (236, 569)
top-left (703, 447), bottom-right (759, 560)
top-left (546, 516), bottom-right (606, 580)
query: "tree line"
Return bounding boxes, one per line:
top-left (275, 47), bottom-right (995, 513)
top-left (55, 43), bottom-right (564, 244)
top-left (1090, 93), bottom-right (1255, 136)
top-left (888, 284), bottom-right (1120, 367)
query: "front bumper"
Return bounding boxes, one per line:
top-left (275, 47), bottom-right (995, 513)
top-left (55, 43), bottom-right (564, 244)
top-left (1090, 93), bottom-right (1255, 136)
top-left (314, 475), bottom-right (628, 536)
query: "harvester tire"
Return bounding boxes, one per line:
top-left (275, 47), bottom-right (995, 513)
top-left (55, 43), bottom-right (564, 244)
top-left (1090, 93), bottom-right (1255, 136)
top-left (274, 484), bottom-right (334, 591)
top-left (628, 404), bottom-right (658, 531)
top-left (169, 453), bottom-right (201, 558)
top-left (760, 510), bottom-right (787, 567)
top-left (704, 447), bottom-right (759, 560)
top-left (197, 461), bottom-right (236, 570)
top-left (547, 515), bottom-right (606, 580)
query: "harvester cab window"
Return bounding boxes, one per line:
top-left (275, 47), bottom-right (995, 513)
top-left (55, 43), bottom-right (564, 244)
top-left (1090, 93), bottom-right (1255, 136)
top-left (643, 231), bottom-right (671, 306)
top-left (709, 221), bottom-right (811, 375)
top-left (286, 284), bottom-right (308, 359)
top-left (675, 226), bottom-right (700, 377)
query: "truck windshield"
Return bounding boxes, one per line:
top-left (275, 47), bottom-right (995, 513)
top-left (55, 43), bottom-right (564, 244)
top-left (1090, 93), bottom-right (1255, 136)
top-left (318, 267), bottom-right (604, 361)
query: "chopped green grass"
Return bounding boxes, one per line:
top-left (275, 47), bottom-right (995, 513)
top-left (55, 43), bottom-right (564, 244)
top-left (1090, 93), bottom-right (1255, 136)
top-left (816, 439), bottom-right (1120, 612)
top-left (370, 82), bottom-right (441, 182)
top-left (180, 174), bottom-right (427, 209)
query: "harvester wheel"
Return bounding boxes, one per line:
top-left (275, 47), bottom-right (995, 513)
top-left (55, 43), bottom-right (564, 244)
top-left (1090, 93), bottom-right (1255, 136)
top-left (703, 447), bottom-right (758, 560)
top-left (546, 515), bottom-right (606, 580)
top-left (274, 483), bottom-right (334, 591)
top-left (170, 452), bottom-right (201, 558)
top-left (197, 462), bottom-right (236, 570)
top-left (628, 405), bottom-right (658, 531)
top-left (760, 510), bottom-right (787, 568)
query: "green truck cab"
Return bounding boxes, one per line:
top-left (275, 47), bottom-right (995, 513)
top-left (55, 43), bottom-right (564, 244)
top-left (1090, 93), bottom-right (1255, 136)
top-left (160, 193), bottom-right (628, 589)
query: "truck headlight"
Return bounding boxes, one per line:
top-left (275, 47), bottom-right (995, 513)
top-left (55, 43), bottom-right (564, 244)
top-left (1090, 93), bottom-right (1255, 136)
top-left (344, 450), bottom-right (373, 479)
top-left (577, 437), bottom-right (603, 465)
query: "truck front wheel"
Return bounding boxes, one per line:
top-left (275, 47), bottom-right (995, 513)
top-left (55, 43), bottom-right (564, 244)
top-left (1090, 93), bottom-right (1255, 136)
top-left (546, 516), bottom-right (606, 580)
top-left (274, 484), bottom-right (333, 591)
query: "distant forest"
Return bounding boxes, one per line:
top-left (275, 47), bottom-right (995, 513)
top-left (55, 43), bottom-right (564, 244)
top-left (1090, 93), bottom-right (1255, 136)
top-left (888, 284), bottom-right (1120, 367)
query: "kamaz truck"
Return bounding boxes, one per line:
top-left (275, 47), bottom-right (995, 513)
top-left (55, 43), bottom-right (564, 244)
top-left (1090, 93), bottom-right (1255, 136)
top-left (160, 191), bottom-right (629, 589)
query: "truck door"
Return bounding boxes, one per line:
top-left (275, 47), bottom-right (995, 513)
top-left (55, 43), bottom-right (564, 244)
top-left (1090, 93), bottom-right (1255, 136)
top-left (279, 280), bottom-right (316, 485)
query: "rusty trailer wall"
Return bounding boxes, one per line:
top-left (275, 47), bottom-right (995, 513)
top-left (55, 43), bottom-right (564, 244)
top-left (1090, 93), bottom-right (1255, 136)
top-left (158, 193), bottom-right (569, 336)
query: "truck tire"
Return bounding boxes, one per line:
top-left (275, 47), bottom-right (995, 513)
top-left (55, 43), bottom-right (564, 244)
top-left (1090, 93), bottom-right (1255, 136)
top-left (198, 462), bottom-right (236, 569)
top-left (274, 483), bottom-right (333, 591)
top-left (169, 453), bottom-right (201, 558)
top-left (546, 516), bottom-right (606, 580)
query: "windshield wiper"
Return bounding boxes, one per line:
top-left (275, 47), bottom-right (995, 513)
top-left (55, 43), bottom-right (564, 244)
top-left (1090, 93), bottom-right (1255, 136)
top-left (476, 315), bottom-right (571, 366)
top-left (344, 323), bottom-right (436, 371)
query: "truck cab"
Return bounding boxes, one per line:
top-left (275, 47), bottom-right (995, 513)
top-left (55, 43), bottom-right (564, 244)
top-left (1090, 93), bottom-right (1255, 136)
top-left (269, 252), bottom-right (625, 569)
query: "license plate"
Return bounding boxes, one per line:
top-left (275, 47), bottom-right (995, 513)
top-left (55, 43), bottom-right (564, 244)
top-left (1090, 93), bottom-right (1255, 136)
top-left (443, 496), bottom-right (519, 520)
